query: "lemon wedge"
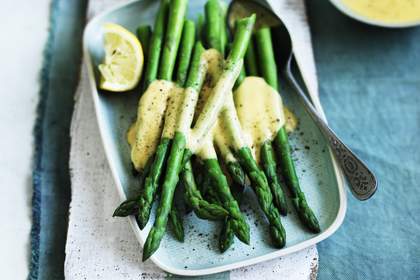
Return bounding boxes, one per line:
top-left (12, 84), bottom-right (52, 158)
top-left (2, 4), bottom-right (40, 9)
top-left (98, 23), bottom-right (143, 92)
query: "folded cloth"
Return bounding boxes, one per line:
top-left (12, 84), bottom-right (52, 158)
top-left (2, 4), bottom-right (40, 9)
top-left (65, 0), bottom-right (320, 279)
top-left (29, 0), bottom-right (86, 279)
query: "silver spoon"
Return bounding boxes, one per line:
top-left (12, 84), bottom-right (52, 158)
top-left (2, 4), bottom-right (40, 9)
top-left (227, 0), bottom-right (377, 200)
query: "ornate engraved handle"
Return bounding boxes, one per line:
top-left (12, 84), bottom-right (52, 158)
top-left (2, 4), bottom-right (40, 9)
top-left (328, 136), bottom-right (377, 200)
top-left (285, 57), bottom-right (377, 200)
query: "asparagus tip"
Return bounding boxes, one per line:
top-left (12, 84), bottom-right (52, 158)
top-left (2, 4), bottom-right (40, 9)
top-left (278, 197), bottom-right (288, 216)
top-left (142, 233), bottom-right (157, 262)
top-left (236, 227), bottom-right (251, 245)
top-left (137, 213), bottom-right (148, 230)
top-left (308, 217), bottom-right (321, 233)
top-left (270, 225), bottom-right (286, 248)
top-left (142, 251), bottom-right (152, 262)
top-left (112, 199), bottom-right (138, 217)
top-left (239, 13), bottom-right (256, 25)
top-left (293, 197), bottom-right (321, 234)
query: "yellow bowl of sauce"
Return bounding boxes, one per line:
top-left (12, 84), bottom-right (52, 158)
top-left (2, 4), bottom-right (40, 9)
top-left (329, 0), bottom-right (420, 28)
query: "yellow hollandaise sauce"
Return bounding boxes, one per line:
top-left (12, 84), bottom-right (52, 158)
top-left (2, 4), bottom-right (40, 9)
top-left (341, 0), bottom-right (420, 24)
top-left (129, 80), bottom-right (184, 170)
top-left (128, 49), bottom-right (298, 169)
top-left (128, 49), bottom-right (221, 171)
top-left (234, 77), bottom-right (286, 161)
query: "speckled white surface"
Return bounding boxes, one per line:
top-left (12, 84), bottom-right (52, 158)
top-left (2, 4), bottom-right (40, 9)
top-left (65, 0), bottom-right (321, 279)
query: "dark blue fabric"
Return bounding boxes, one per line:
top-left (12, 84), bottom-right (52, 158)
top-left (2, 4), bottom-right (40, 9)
top-left (30, 0), bottom-right (87, 279)
top-left (306, 1), bottom-right (420, 279)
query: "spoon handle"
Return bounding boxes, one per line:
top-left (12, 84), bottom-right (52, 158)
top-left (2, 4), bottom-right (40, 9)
top-left (285, 57), bottom-right (377, 200)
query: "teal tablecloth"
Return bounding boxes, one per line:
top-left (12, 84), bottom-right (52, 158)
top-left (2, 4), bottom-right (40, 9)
top-left (307, 1), bottom-right (420, 279)
top-left (30, 0), bottom-right (420, 279)
top-left (30, 0), bottom-right (86, 279)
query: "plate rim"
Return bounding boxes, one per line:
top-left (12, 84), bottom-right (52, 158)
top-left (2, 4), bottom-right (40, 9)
top-left (82, 0), bottom-right (347, 276)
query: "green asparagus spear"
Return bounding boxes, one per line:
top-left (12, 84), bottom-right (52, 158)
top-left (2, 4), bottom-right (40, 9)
top-left (136, 25), bottom-right (152, 90)
top-left (113, 197), bottom-right (138, 217)
top-left (205, 0), bottom-right (222, 52)
top-left (203, 179), bottom-right (221, 205)
top-left (219, 218), bottom-right (234, 252)
top-left (274, 129), bottom-right (320, 233)
top-left (244, 37), bottom-right (258, 76)
top-left (219, 40), bottom-right (246, 253)
top-left (143, 16), bottom-right (255, 261)
top-left (230, 22), bottom-right (246, 89)
top-left (183, 161), bottom-right (229, 220)
top-left (168, 203), bottom-right (184, 241)
top-left (217, 168), bottom-right (246, 252)
top-left (137, 25), bottom-right (152, 59)
top-left (261, 141), bottom-right (288, 215)
top-left (219, 1), bottom-right (228, 56)
top-left (137, 138), bottom-right (171, 228)
top-left (225, 16), bottom-right (255, 70)
top-left (226, 161), bottom-right (246, 187)
top-left (204, 159), bottom-right (250, 244)
top-left (195, 159), bottom-right (222, 205)
top-left (144, 132), bottom-right (186, 262)
top-left (159, 0), bottom-right (188, 81)
top-left (176, 20), bottom-right (195, 86)
top-left (235, 147), bottom-right (286, 248)
top-left (255, 27), bottom-right (320, 233)
top-left (210, 146), bottom-right (245, 253)
top-left (218, 180), bottom-right (245, 252)
top-left (254, 27), bottom-right (278, 89)
top-left (143, 0), bottom-right (169, 89)
top-left (235, 67), bottom-right (246, 89)
top-left (197, 14), bottom-right (205, 42)
top-left (167, 19), bottom-right (196, 240)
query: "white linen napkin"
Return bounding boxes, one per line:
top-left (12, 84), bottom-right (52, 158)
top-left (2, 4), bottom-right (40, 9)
top-left (65, 1), bottom-right (320, 279)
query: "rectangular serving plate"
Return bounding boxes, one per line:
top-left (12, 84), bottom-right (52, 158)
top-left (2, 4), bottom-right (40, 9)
top-left (83, 0), bottom-right (347, 276)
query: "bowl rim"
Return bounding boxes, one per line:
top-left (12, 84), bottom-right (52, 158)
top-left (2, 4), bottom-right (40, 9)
top-left (82, 0), bottom-right (348, 276)
top-left (329, 0), bottom-right (420, 28)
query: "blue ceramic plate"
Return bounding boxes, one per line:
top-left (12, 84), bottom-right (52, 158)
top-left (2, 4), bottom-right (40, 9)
top-left (83, 0), bottom-right (346, 276)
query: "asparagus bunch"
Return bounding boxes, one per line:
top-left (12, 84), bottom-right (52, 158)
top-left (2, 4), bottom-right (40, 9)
top-left (254, 28), bottom-right (320, 233)
top-left (165, 19), bottom-right (199, 242)
top-left (113, 0), bottom-right (319, 261)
